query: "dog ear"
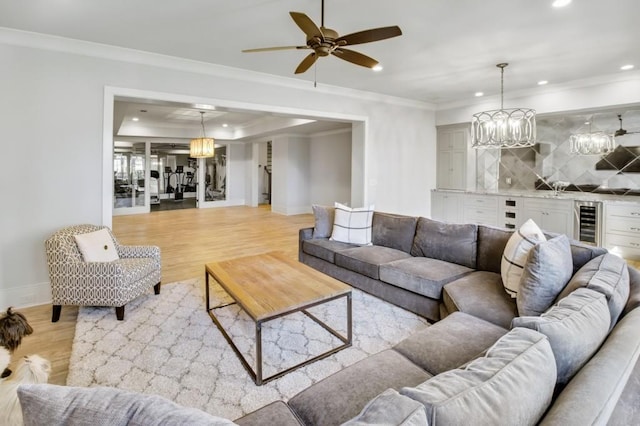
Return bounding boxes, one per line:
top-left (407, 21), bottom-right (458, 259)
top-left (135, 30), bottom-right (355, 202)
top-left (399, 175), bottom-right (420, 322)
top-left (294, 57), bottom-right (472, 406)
top-left (0, 307), bottom-right (34, 352)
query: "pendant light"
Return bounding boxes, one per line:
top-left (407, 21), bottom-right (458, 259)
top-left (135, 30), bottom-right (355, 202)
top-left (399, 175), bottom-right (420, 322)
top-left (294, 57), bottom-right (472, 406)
top-left (472, 63), bottom-right (536, 149)
top-left (570, 119), bottom-right (615, 155)
top-left (190, 111), bottom-right (215, 158)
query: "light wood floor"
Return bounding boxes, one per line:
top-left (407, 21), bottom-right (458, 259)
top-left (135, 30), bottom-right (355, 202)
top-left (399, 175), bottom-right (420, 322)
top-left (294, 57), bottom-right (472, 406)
top-left (11, 205), bottom-right (313, 385)
top-left (10, 206), bottom-right (640, 386)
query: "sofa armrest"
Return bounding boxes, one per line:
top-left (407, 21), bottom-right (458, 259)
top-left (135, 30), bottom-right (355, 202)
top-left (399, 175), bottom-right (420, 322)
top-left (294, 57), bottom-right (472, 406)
top-left (300, 227), bottom-right (314, 240)
top-left (50, 261), bottom-right (127, 288)
top-left (117, 245), bottom-right (161, 260)
top-left (299, 228), bottom-right (314, 261)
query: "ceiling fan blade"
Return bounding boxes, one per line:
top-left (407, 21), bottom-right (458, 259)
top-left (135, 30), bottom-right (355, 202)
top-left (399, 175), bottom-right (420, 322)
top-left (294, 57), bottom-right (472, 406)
top-left (295, 52), bottom-right (318, 74)
top-left (336, 26), bottom-right (402, 46)
top-left (290, 12), bottom-right (324, 39)
top-left (242, 46), bottom-right (309, 53)
top-left (332, 48), bottom-right (379, 69)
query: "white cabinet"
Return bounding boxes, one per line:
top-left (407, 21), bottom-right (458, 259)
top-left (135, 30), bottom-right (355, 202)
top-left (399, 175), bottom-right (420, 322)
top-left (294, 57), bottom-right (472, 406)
top-left (431, 190), bottom-right (463, 223)
top-left (436, 127), bottom-right (468, 190)
top-left (521, 198), bottom-right (573, 236)
top-left (604, 202), bottom-right (640, 260)
top-left (463, 194), bottom-right (499, 226)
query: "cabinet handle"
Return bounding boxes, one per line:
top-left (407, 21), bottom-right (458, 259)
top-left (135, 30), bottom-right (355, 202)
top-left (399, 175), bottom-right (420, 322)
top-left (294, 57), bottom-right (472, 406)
top-left (631, 242), bottom-right (640, 247)
top-left (631, 212), bottom-right (640, 216)
top-left (631, 227), bottom-right (640, 231)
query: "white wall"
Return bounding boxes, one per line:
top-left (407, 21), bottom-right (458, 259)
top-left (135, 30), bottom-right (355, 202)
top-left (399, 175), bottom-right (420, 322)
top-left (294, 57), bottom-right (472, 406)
top-left (271, 135), bottom-right (311, 215)
top-left (0, 29), bottom-right (428, 306)
top-left (309, 129), bottom-right (352, 206)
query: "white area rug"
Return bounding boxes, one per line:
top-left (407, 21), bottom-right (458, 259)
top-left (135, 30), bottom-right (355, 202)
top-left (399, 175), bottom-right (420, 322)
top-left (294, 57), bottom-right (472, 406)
top-left (67, 278), bottom-right (428, 420)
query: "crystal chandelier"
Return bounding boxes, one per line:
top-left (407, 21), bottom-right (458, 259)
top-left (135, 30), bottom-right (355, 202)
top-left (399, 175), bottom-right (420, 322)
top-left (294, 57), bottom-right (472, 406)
top-left (190, 111), bottom-right (215, 158)
top-left (570, 120), bottom-right (615, 155)
top-left (472, 63), bottom-right (536, 149)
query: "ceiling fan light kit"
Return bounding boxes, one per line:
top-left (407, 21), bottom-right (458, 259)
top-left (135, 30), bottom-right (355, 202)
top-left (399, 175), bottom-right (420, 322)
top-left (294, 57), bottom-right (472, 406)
top-left (472, 63), bottom-right (537, 149)
top-left (242, 0), bottom-right (402, 75)
top-left (190, 111), bottom-right (215, 158)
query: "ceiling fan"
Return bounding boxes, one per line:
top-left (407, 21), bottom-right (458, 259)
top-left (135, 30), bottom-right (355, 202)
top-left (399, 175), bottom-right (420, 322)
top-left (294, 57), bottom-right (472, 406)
top-left (615, 114), bottom-right (640, 137)
top-left (242, 0), bottom-right (402, 74)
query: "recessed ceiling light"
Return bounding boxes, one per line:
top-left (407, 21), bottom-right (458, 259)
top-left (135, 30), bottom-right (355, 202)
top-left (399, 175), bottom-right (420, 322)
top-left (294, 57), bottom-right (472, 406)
top-left (372, 65), bottom-right (383, 72)
top-left (132, 117), bottom-right (139, 122)
top-left (552, 0), bottom-right (571, 8)
top-left (620, 64), bottom-right (635, 71)
top-left (194, 104), bottom-right (215, 110)
top-left (475, 92), bottom-right (484, 97)
top-left (222, 123), bottom-right (229, 128)
top-left (537, 80), bottom-right (548, 85)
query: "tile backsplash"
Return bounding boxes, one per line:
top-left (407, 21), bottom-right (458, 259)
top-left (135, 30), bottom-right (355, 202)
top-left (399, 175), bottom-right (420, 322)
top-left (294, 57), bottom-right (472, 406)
top-left (476, 108), bottom-right (640, 196)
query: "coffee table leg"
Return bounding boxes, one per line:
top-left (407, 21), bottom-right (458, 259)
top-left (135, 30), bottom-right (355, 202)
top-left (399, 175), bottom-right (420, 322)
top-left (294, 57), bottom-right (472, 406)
top-left (347, 292), bottom-right (352, 344)
top-left (205, 269), bottom-right (210, 311)
top-left (256, 322), bottom-right (263, 385)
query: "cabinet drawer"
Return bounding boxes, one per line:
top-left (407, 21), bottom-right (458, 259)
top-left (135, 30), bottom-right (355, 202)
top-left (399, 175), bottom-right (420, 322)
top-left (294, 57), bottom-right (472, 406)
top-left (523, 198), bottom-right (572, 211)
top-left (606, 233), bottom-right (640, 250)
top-left (606, 204), bottom-right (640, 219)
top-left (464, 196), bottom-right (498, 208)
top-left (606, 217), bottom-right (640, 235)
top-left (464, 208), bottom-right (499, 226)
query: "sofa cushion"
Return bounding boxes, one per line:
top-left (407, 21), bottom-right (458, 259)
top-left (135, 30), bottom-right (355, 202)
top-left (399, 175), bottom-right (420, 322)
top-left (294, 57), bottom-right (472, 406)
top-left (512, 288), bottom-right (610, 387)
top-left (569, 242), bottom-right (608, 275)
top-left (411, 217), bottom-right (478, 269)
top-left (501, 218), bottom-right (546, 298)
top-left (372, 212), bottom-right (418, 253)
top-left (330, 202), bottom-right (374, 245)
top-left (335, 246), bottom-right (412, 280)
top-left (443, 271), bottom-right (517, 329)
top-left (556, 253), bottom-right (630, 327)
top-left (17, 384), bottom-right (236, 426)
top-left (235, 401), bottom-right (301, 426)
top-left (288, 349), bottom-right (432, 426)
top-left (400, 328), bottom-right (556, 426)
top-left (477, 225), bottom-right (513, 273)
top-left (311, 204), bottom-right (335, 238)
top-left (380, 257), bottom-right (474, 300)
top-left (394, 311), bottom-right (507, 375)
top-left (517, 235), bottom-right (573, 317)
top-left (622, 266), bottom-right (640, 317)
top-left (342, 388), bottom-right (428, 426)
top-left (302, 238), bottom-right (357, 263)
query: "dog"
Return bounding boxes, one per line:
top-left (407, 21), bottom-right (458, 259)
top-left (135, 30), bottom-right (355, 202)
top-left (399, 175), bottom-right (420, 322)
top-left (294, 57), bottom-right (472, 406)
top-left (0, 307), bottom-right (34, 378)
top-left (0, 354), bottom-right (51, 425)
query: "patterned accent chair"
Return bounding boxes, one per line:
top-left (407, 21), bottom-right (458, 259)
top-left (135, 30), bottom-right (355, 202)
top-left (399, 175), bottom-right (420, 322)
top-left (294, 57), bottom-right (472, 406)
top-left (45, 224), bottom-right (161, 321)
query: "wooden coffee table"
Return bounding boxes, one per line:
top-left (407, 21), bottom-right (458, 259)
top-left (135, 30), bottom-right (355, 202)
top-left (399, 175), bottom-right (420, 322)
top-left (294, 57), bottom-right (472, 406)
top-left (205, 251), bottom-right (352, 385)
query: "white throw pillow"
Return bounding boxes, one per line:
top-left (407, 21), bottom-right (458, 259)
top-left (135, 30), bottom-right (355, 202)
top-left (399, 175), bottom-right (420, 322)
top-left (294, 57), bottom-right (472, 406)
top-left (330, 202), bottom-right (374, 245)
top-left (74, 228), bottom-right (119, 262)
top-left (501, 219), bottom-right (546, 298)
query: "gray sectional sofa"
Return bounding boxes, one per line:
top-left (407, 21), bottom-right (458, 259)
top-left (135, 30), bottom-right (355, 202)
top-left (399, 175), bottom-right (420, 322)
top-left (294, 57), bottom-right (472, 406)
top-left (16, 211), bottom-right (640, 425)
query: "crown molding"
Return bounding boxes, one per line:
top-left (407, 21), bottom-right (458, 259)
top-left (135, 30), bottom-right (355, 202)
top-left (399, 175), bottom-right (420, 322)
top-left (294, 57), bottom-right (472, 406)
top-left (0, 27), bottom-right (435, 111)
top-left (437, 70), bottom-right (640, 111)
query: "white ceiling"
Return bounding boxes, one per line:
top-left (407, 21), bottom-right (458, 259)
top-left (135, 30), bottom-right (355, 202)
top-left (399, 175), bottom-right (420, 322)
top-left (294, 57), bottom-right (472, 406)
top-left (1, 0), bottom-right (639, 104)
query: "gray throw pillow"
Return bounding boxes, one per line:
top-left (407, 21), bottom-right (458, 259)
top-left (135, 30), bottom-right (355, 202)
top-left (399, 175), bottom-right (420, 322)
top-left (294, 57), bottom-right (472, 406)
top-left (556, 253), bottom-right (630, 328)
top-left (17, 384), bottom-right (236, 426)
top-left (517, 235), bottom-right (573, 317)
top-left (342, 388), bottom-right (428, 426)
top-left (312, 204), bottom-right (335, 238)
top-left (400, 327), bottom-right (556, 426)
top-left (512, 288), bottom-right (610, 386)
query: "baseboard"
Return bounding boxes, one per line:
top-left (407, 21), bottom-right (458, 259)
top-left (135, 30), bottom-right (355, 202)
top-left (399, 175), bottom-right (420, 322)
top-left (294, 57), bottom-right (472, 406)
top-left (0, 281), bottom-right (52, 309)
top-left (271, 204), bottom-right (312, 216)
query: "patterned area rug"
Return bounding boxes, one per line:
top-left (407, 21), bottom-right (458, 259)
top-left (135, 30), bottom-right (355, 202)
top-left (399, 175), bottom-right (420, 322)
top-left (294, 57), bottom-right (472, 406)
top-left (67, 278), bottom-right (428, 420)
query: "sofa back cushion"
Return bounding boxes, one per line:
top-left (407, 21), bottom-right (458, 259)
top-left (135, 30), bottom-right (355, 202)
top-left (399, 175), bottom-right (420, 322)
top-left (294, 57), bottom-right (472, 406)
top-left (517, 235), bottom-right (573, 317)
top-left (477, 225), bottom-right (513, 273)
top-left (512, 288), bottom-right (610, 387)
top-left (400, 327), bottom-right (556, 426)
top-left (556, 253), bottom-right (630, 328)
top-left (342, 388), bottom-right (428, 426)
top-left (411, 218), bottom-right (478, 269)
top-left (372, 212), bottom-right (418, 253)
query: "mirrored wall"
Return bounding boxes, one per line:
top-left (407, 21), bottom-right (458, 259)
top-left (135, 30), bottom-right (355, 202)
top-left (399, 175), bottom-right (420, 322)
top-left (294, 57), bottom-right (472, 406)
top-left (476, 107), bottom-right (640, 196)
